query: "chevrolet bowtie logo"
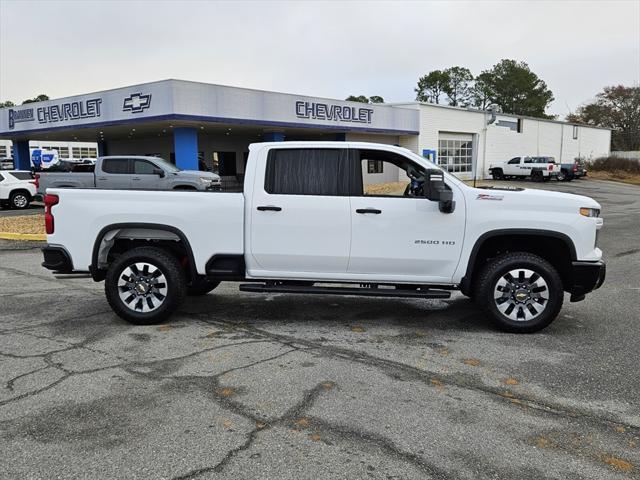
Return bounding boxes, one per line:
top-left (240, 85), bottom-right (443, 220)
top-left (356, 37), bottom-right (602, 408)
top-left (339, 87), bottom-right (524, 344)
top-left (123, 92), bottom-right (152, 113)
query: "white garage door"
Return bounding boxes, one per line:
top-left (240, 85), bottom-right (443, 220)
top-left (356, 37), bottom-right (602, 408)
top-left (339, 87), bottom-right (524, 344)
top-left (438, 132), bottom-right (473, 174)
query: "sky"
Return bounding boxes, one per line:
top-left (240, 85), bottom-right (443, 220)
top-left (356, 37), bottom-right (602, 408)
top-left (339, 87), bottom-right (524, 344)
top-left (0, 0), bottom-right (639, 118)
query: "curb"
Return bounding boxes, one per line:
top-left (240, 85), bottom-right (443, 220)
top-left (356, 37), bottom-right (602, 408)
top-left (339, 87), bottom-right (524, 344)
top-left (0, 232), bottom-right (46, 241)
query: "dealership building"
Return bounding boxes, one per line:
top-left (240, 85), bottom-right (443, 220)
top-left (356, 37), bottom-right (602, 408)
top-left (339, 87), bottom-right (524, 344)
top-left (0, 79), bottom-right (611, 181)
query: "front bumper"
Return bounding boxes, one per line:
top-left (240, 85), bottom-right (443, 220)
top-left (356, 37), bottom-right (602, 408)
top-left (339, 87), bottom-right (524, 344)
top-left (568, 260), bottom-right (606, 301)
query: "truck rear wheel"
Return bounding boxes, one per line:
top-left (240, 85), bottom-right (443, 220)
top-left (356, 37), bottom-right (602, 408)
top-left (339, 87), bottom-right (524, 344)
top-left (475, 252), bottom-right (563, 333)
top-left (105, 246), bottom-right (186, 325)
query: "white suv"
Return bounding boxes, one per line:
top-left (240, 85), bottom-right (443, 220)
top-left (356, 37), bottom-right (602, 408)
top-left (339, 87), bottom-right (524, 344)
top-left (0, 170), bottom-right (37, 209)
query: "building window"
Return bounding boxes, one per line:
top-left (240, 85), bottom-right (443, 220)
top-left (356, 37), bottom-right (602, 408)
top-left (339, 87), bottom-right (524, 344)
top-left (437, 139), bottom-right (473, 173)
top-left (573, 126), bottom-right (579, 139)
top-left (367, 159), bottom-right (383, 174)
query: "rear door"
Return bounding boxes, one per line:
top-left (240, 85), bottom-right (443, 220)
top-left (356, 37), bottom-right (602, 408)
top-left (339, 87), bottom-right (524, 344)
top-left (247, 147), bottom-right (352, 277)
top-left (97, 158), bottom-right (132, 189)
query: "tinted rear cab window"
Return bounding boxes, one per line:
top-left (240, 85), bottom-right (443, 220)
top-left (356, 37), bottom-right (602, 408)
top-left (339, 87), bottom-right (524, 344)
top-left (102, 159), bottom-right (130, 174)
top-left (264, 148), bottom-right (352, 196)
top-left (11, 172), bottom-right (33, 180)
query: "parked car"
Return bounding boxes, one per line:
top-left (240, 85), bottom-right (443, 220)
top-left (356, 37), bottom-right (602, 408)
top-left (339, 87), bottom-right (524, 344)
top-left (36, 155), bottom-right (221, 194)
top-left (557, 159), bottom-right (587, 181)
top-left (489, 156), bottom-right (560, 181)
top-left (41, 142), bottom-right (605, 333)
top-left (0, 170), bottom-right (37, 209)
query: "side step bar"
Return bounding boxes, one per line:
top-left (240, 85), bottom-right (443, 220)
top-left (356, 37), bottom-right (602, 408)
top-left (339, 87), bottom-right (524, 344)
top-left (238, 283), bottom-right (451, 299)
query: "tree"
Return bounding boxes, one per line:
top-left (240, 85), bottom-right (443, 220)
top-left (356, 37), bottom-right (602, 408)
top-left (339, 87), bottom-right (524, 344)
top-left (415, 70), bottom-right (449, 104)
top-left (0, 100), bottom-right (15, 108)
top-left (346, 95), bottom-right (369, 103)
top-left (346, 95), bottom-right (384, 104)
top-left (443, 66), bottom-right (473, 107)
top-left (478, 60), bottom-right (554, 118)
top-left (470, 72), bottom-right (494, 110)
top-left (22, 94), bottom-right (49, 104)
top-left (567, 85), bottom-right (640, 151)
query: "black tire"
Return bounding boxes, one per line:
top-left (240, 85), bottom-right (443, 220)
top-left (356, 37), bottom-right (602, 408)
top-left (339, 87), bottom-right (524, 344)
top-left (187, 277), bottom-right (220, 296)
top-left (531, 171), bottom-right (544, 182)
top-left (475, 252), bottom-right (564, 333)
top-left (557, 171), bottom-right (566, 182)
top-left (105, 246), bottom-right (186, 325)
top-left (9, 191), bottom-right (30, 209)
top-left (491, 169), bottom-right (504, 180)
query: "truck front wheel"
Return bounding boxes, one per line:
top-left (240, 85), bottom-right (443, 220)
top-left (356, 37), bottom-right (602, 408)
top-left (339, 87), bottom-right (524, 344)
top-left (475, 252), bottom-right (563, 333)
top-left (105, 246), bottom-right (186, 324)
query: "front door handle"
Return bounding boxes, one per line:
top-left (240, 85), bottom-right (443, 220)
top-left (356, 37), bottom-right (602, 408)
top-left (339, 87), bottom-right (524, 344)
top-left (356, 208), bottom-right (382, 214)
top-left (257, 205), bottom-right (282, 212)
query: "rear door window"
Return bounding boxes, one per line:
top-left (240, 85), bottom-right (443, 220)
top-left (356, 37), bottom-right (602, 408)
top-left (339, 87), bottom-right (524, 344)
top-left (11, 172), bottom-right (33, 180)
top-left (264, 148), bottom-right (352, 196)
top-left (102, 158), bottom-right (131, 174)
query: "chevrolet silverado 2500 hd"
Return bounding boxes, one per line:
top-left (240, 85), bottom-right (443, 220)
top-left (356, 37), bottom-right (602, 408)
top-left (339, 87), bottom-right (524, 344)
top-left (489, 156), bottom-right (561, 181)
top-left (41, 142), bottom-right (605, 333)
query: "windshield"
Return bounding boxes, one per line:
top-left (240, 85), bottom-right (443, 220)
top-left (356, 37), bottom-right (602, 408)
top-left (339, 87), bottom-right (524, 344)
top-left (151, 157), bottom-right (180, 172)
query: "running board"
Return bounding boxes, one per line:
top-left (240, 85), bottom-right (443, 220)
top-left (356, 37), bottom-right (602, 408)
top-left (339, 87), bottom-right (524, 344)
top-left (238, 283), bottom-right (451, 299)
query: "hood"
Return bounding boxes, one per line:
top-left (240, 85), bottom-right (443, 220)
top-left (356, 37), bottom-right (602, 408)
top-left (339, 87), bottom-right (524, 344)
top-left (175, 170), bottom-right (221, 181)
top-left (471, 186), bottom-right (601, 212)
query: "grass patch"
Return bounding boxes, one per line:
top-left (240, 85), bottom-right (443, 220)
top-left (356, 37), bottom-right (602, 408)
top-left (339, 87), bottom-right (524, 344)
top-left (586, 170), bottom-right (640, 186)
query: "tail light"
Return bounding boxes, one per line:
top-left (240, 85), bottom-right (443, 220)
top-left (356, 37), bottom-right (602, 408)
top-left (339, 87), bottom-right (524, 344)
top-left (548, 164), bottom-right (553, 171)
top-left (34, 173), bottom-right (40, 189)
top-left (44, 194), bottom-right (59, 234)
top-left (573, 164), bottom-right (578, 172)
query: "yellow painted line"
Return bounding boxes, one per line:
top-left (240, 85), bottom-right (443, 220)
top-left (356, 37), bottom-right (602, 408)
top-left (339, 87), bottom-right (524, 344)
top-left (0, 232), bottom-right (46, 241)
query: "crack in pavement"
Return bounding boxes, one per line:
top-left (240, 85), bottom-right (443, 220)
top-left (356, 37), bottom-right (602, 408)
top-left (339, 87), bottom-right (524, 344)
top-left (184, 312), bottom-right (640, 433)
top-left (0, 339), bottom-right (272, 407)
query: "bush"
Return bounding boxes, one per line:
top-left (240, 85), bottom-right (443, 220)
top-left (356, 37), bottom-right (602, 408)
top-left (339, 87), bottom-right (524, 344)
top-left (588, 156), bottom-right (640, 173)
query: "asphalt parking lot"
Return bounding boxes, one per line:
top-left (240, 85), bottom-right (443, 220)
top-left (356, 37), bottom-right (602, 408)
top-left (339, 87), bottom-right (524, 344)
top-left (1, 178), bottom-right (638, 479)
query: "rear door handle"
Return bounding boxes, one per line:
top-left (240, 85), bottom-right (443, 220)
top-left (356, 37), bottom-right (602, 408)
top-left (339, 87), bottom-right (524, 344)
top-left (356, 208), bottom-right (382, 214)
top-left (257, 205), bottom-right (282, 212)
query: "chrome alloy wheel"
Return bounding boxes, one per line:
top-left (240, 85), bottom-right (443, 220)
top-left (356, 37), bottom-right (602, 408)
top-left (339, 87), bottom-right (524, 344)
top-left (12, 194), bottom-right (28, 208)
top-left (493, 268), bottom-right (550, 322)
top-left (117, 262), bottom-right (168, 313)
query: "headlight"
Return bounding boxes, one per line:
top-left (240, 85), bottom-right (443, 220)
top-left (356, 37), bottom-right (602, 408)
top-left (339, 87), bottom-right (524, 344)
top-left (579, 207), bottom-right (600, 217)
top-left (199, 177), bottom-right (213, 184)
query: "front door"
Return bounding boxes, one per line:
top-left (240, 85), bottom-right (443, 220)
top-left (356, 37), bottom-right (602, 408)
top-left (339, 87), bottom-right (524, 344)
top-left (248, 147), bottom-right (352, 277)
top-left (131, 158), bottom-right (163, 189)
top-left (348, 149), bottom-right (466, 283)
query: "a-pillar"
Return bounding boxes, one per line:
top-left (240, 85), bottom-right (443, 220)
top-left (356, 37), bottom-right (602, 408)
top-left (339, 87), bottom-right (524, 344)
top-left (173, 127), bottom-right (198, 170)
top-left (13, 140), bottom-right (30, 170)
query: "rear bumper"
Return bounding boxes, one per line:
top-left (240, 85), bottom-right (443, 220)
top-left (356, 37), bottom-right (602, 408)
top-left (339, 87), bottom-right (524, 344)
top-left (568, 260), bottom-right (606, 301)
top-left (41, 245), bottom-right (74, 273)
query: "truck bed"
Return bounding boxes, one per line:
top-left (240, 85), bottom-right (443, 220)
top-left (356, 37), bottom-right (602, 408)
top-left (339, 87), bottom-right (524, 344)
top-left (47, 188), bottom-right (245, 273)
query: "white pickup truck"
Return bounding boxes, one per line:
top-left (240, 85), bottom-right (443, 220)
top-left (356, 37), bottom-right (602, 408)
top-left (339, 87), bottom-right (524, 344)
top-left (41, 142), bottom-right (605, 333)
top-left (489, 156), bottom-right (561, 181)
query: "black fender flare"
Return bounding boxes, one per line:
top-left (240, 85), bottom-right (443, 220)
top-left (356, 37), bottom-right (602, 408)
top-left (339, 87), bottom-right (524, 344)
top-left (459, 229), bottom-right (578, 294)
top-left (90, 222), bottom-right (197, 281)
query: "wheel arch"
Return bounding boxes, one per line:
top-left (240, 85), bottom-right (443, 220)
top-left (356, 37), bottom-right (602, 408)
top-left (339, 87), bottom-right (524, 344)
top-left (90, 223), bottom-right (197, 281)
top-left (460, 229), bottom-right (577, 295)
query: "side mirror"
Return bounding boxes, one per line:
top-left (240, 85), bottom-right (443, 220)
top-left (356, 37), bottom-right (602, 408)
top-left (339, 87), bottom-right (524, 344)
top-left (153, 168), bottom-right (165, 178)
top-left (424, 169), bottom-right (456, 214)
